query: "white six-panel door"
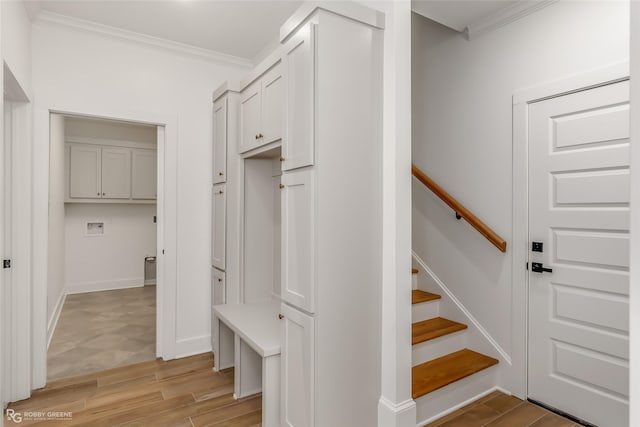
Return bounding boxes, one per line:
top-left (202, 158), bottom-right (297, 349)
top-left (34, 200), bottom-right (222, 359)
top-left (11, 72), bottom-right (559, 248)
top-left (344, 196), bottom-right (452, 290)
top-left (528, 80), bottom-right (630, 427)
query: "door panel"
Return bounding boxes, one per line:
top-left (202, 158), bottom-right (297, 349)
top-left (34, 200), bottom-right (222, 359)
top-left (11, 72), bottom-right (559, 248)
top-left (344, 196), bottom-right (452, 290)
top-left (69, 145), bottom-right (101, 198)
top-left (281, 169), bottom-right (315, 313)
top-left (101, 147), bottom-right (131, 199)
top-left (212, 184), bottom-right (226, 270)
top-left (212, 267), bottom-right (226, 306)
top-left (528, 80), bottom-right (629, 427)
top-left (240, 81), bottom-right (262, 154)
top-left (262, 64), bottom-right (283, 145)
top-left (131, 149), bottom-right (157, 199)
top-left (213, 98), bottom-right (227, 184)
top-left (281, 304), bottom-right (314, 427)
top-left (282, 22), bottom-right (315, 171)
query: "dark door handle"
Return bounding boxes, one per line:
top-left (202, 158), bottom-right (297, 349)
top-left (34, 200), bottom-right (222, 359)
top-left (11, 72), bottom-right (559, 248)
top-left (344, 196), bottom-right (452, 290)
top-left (531, 262), bottom-right (553, 273)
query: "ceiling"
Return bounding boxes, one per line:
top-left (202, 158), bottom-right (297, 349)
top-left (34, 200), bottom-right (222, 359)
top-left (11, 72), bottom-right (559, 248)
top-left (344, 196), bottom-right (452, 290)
top-left (411, 0), bottom-right (518, 32)
top-left (24, 0), bottom-right (303, 62)
top-left (23, 0), bottom-right (519, 63)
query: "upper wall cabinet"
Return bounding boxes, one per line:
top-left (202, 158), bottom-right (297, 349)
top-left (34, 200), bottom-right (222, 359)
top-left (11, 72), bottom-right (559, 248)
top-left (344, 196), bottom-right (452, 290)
top-left (132, 149), bottom-right (157, 199)
top-left (282, 22), bottom-right (315, 171)
top-left (213, 97), bottom-right (228, 184)
top-left (239, 63), bottom-right (283, 154)
top-left (66, 142), bottom-right (157, 203)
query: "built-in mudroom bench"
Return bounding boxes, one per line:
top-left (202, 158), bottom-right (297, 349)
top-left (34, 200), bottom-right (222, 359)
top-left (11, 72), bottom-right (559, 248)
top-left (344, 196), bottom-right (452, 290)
top-left (211, 2), bottom-right (385, 426)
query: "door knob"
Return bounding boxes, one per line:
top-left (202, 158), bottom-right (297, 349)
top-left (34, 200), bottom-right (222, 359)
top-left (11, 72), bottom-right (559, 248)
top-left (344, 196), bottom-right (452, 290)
top-left (531, 262), bottom-right (553, 273)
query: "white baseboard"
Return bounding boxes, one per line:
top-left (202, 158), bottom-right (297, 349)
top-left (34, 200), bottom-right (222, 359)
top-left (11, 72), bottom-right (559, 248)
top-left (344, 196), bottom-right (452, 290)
top-left (47, 291), bottom-right (67, 349)
top-left (378, 396), bottom-right (416, 427)
top-left (175, 335), bottom-right (212, 358)
top-left (66, 277), bottom-right (144, 294)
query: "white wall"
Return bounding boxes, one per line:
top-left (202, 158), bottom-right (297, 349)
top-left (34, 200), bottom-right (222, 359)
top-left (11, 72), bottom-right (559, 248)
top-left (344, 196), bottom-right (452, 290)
top-left (31, 18), bottom-right (249, 361)
top-left (411, 0), bottom-right (629, 393)
top-left (65, 204), bottom-right (157, 293)
top-left (65, 116), bottom-right (156, 143)
top-left (47, 114), bottom-right (66, 336)
top-left (2, 1), bottom-right (31, 98)
top-left (629, 1), bottom-right (639, 425)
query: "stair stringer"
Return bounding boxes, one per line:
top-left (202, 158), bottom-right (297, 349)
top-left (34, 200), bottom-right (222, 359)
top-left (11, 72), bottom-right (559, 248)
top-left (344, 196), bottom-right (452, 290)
top-left (412, 251), bottom-right (512, 426)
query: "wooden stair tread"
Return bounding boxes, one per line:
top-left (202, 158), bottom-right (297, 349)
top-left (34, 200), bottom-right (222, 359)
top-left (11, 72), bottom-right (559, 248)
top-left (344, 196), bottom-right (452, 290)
top-left (412, 317), bottom-right (467, 345)
top-left (412, 349), bottom-right (499, 399)
top-left (412, 268), bottom-right (419, 274)
top-left (412, 289), bottom-right (441, 304)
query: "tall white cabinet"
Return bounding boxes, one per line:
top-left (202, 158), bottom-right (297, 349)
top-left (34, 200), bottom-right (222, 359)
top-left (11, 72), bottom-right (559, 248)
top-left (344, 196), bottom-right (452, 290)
top-left (211, 4), bottom-right (384, 427)
top-left (278, 7), bottom-right (384, 427)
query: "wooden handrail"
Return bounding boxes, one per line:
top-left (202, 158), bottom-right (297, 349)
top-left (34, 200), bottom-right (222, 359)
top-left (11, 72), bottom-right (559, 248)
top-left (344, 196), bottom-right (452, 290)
top-left (412, 164), bottom-right (507, 253)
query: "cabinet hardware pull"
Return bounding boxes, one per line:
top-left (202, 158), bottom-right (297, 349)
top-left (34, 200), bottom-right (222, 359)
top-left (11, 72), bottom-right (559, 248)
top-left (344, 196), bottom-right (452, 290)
top-left (279, 184), bottom-right (284, 189)
top-left (258, 133), bottom-right (264, 139)
top-left (255, 134), bottom-right (259, 140)
top-left (278, 314), bottom-right (284, 320)
top-left (102, 193), bottom-right (106, 196)
top-left (219, 172), bottom-right (224, 176)
top-left (217, 278), bottom-right (222, 282)
top-left (279, 157), bottom-right (285, 162)
top-left (97, 192), bottom-right (100, 196)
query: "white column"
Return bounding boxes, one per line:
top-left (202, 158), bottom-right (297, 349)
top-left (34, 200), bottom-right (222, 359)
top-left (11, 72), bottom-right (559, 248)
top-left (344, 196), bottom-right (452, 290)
top-left (377, 1), bottom-right (416, 426)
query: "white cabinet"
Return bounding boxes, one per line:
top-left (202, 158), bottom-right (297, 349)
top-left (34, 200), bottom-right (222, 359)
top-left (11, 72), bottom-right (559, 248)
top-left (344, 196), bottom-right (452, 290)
top-left (281, 304), bottom-right (314, 427)
top-left (282, 23), bottom-right (315, 171)
top-left (213, 98), bottom-right (228, 184)
top-left (212, 184), bottom-right (227, 270)
top-left (67, 142), bottom-right (156, 203)
top-left (212, 267), bottom-right (226, 306)
top-left (239, 63), bottom-right (283, 153)
top-left (69, 144), bottom-right (101, 198)
top-left (281, 169), bottom-right (315, 313)
top-left (132, 149), bottom-right (157, 199)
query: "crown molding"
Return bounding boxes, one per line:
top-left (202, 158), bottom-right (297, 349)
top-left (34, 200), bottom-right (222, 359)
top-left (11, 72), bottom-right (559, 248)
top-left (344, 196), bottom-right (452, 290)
top-left (465, 0), bottom-right (558, 40)
top-left (34, 11), bottom-right (253, 68)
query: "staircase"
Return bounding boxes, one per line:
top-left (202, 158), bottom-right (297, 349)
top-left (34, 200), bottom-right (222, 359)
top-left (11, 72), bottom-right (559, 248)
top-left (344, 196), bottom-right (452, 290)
top-left (411, 269), bottom-right (499, 425)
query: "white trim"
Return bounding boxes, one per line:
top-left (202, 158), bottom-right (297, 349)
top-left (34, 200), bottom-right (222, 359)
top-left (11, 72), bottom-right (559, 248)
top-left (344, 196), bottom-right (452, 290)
top-left (464, 1), bottom-right (557, 40)
top-left (66, 136), bottom-right (156, 150)
top-left (65, 278), bottom-right (144, 295)
top-left (46, 292), bottom-right (66, 349)
top-left (417, 386), bottom-right (510, 427)
top-left (280, 1), bottom-right (385, 43)
top-left (412, 251), bottom-right (511, 364)
top-left (175, 335), bottom-right (212, 358)
top-left (34, 11), bottom-right (253, 68)
top-left (513, 61), bottom-right (629, 105)
top-left (511, 62), bottom-right (631, 403)
top-left (240, 46), bottom-right (283, 91)
top-left (212, 81), bottom-right (241, 104)
top-left (378, 396), bottom-right (417, 427)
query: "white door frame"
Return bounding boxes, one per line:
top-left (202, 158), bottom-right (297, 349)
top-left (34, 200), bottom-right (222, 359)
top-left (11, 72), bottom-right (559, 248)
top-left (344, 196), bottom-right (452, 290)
top-left (31, 105), bottom-right (178, 389)
top-left (510, 61), bottom-right (630, 399)
top-left (3, 66), bottom-right (32, 403)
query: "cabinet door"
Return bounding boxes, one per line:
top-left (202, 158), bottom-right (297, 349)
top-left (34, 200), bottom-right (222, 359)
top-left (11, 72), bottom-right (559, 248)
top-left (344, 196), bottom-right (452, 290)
top-left (281, 170), bottom-right (315, 313)
top-left (101, 147), bottom-right (131, 199)
top-left (69, 144), bottom-right (101, 198)
top-left (212, 267), bottom-right (226, 306)
top-left (212, 184), bottom-right (226, 270)
top-left (281, 304), bottom-right (314, 427)
top-left (282, 22), bottom-right (315, 171)
top-left (213, 98), bottom-right (227, 184)
top-left (131, 149), bottom-right (157, 199)
top-left (239, 81), bottom-right (262, 153)
top-left (262, 63), bottom-right (283, 145)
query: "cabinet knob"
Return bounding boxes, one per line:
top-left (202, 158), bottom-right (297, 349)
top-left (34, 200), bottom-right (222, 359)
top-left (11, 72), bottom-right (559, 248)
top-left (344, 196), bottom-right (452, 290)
top-left (102, 193), bottom-right (106, 196)
top-left (279, 184), bottom-right (284, 189)
top-left (97, 192), bottom-right (100, 196)
top-left (255, 134), bottom-right (260, 140)
top-left (279, 157), bottom-right (285, 162)
top-left (218, 190), bottom-right (224, 194)
top-left (258, 133), bottom-right (264, 139)
top-left (219, 172), bottom-right (224, 176)
top-left (278, 314), bottom-right (284, 320)
top-left (217, 278), bottom-right (222, 282)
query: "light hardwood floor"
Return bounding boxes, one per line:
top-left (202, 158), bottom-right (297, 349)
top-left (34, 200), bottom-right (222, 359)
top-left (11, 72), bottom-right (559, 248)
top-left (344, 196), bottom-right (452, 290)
top-left (48, 287), bottom-right (156, 381)
top-left (7, 353), bottom-right (261, 426)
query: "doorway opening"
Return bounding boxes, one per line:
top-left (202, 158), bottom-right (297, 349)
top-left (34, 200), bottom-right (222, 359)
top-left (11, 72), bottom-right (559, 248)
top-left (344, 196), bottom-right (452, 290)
top-left (46, 114), bottom-right (160, 381)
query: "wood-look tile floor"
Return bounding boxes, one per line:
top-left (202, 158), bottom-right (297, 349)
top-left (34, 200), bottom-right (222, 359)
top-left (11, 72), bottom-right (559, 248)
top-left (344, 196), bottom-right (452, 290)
top-left (48, 287), bottom-right (156, 381)
top-left (425, 390), bottom-right (580, 427)
top-left (7, 353), bottom-right (261, 427)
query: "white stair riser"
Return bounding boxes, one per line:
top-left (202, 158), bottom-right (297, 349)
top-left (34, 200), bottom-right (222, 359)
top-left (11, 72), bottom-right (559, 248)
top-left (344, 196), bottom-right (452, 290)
top-left (412, 330), bottom-right (467, 367)
top-left (412, 301), bottom-right (439, 323)
top-left (415, 367), bottom-right (498, 426)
